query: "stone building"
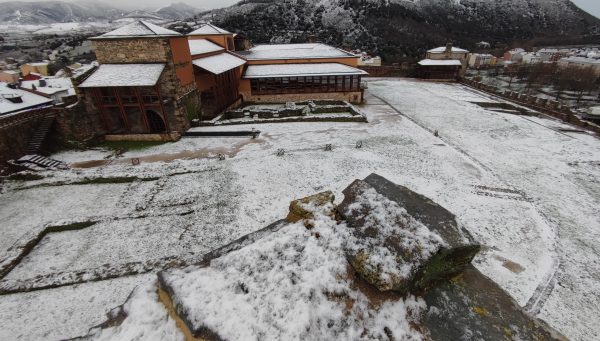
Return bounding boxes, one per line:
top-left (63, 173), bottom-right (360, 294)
top-left (78, 21), bottom-right (199, 139)
top-left (74, 22), bottom-right (366, 139)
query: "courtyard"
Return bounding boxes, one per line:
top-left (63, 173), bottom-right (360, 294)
top-left (0, 79), bottom-right (599, 340)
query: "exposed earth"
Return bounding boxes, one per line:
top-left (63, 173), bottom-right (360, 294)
top-left (0, 79), bottom-right (599, 340)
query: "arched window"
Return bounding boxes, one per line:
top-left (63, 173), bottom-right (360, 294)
top-left (145, 110), bottom-right (167, 133)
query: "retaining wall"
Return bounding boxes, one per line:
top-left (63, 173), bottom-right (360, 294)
top-left (461, 79), bottom-right (600, 135)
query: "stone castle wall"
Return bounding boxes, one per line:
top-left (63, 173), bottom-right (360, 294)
top-left (0, 116), bottom-right (44, 164)
top-left (54, 102), bottom-right (105, 142)
top-left (92, 39), bottom-right (170, 64)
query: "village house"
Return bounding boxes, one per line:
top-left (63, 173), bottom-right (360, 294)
top-left (21, 77), bottom-right (75, 104)
top-left (20, 62), bottom-right (50, 77)
top-left (467, 53), bottom-right (496, 69)
top-left (74, 21), bottom-right (367, 138)
top-left (557, 56), bottom-right (600, 75)
top-left (0, 83), bottom-right (54, 116)
top-left (417, 44), bottom-right (469, 79)
top-left (0, 70), bottom-right (19, 84)
top-left (521, 52), bottom-right (547, 64)
top-left (537, 48), bottom-right (573, 62)
top-left (504, 48), bottom-right (525, 64)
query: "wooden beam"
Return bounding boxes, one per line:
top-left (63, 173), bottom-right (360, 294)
top-left (134, 87), bottom-right (151, 132)
top-left (112, 87), bottom-right (130, 132)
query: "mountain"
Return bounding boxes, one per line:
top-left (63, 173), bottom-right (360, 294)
top-left (156, 2), bottom-right (203, 20)
top-left (0, 1), bottom-right (201, 25)
top-left (0, 1), bottom-right (123, 24)
top-left (208, 0), bottom-right (600, 61)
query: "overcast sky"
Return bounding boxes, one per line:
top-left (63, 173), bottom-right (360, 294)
top-left (0, 0), bottom-right (598, 17)
top-left (572, 0), bottom-right (600, 18)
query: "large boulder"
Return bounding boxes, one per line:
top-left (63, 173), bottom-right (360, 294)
top-left (338, 174), bottom-right (480, 294)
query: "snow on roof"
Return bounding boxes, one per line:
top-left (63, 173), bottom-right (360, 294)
top-left (588, 106), bottom-right (600, 116)
top-left (189, 23), bottom-right (232, 35)
top-left (94, 21), bottom-right (181, 39)
top-left (428, 46), bottom-right (469, 54)
top-left (418, 59), bottom-right (463, 66)
top-left (21, 77), bottom-right (74, 96)
top-left (234, 43), bottom-right (357, 60)
top-left (78, 64), bottom-right (166, 88)
top-left (244, 63), bottom-right (368, 78)
top-left (0, 83), bottom-right (53, 115)
top-left (23, 62), bottom-right (49, 67)
top-left (192, 53), bottom-right (246, 75)
top-left (560, 56), bottom-right (600, 65)
top-left (188, 39), bottom-right (225, 56)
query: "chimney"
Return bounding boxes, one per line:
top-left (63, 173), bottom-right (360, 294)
top-left (307, 34), bottom-right (317, 44)
top-left (445, 43), bottom-right (453, 54)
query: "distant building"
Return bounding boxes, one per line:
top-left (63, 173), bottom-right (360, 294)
top-left (557, 56), bottom-right (600, 75)
top-left (21, 77), bottom-right (75, 104)
top-left (504, 48), bottom-right (525, 63)
top-left (357, 54), bottom-right (382, 67)
top-left (20, 62), bottom-right (50, 76)
top-left (468, 53), bottom-right (495, 69)
top-left (521, 52), bottom-right (547, 64)
top-left (418, 43), bottom-right (469, 79)
top-left (537, 48), bottom-right (573, 62)
top-left (424, 43), bottom-right (469, 75)
top-left (417, 59), bottom-right (463, 80)
top-left (0, 70), bottom-right (19, 83)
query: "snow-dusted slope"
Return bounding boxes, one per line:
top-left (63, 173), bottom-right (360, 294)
top-left (0, 1), bottom-right (122, 24)
top-left (0, 1), bottom-right (201, 24)
top-left (210, 0), bottom-right (600, 61)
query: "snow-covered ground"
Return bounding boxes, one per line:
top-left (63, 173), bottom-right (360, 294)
top-left (0, 79), bottom-right (598, 340)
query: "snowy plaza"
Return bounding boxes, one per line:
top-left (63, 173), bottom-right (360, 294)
top-left (0, 79), bottom-right (599, 340)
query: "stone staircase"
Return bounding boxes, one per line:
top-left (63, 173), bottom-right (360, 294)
top-left (16, 154), bottom-right (68, 170)
top-left (25, 114), bottom-right (55, 155)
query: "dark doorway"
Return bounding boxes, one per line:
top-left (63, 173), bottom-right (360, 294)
top-left (146, 110), bottom-right (167, 133)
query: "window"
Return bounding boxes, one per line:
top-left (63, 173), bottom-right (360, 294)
top-left (249, 75), bottom-right (362, 95)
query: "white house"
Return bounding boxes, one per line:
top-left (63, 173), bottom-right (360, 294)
top-left (21, 77), bottom-right (75, 104)
top-left (468, 53), bottom-right (495, 68)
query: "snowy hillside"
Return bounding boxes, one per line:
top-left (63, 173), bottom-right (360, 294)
top-left (0, 1), bottom-right (202, 24)
top-left (0, 1), bottom-right (122, 24)
top-left (209, 0), bottom-right (600, 61)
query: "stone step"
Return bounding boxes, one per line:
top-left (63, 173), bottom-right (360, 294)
top-left (16, 154), bottom-right (68, 170)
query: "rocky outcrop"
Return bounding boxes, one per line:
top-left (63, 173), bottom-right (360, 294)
top-left (338, 174), bottom-right (480, 295)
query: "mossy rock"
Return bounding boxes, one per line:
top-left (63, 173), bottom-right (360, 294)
top-left (286, 191), bottom-right (336, 223)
